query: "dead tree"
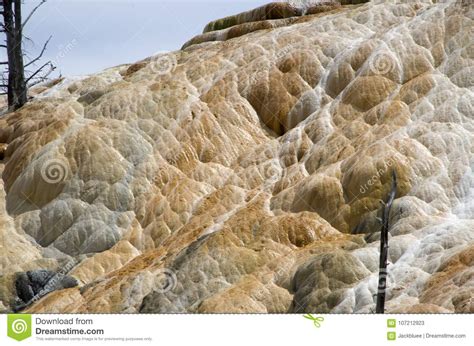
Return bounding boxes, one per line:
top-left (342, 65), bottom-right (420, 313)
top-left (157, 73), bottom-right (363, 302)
top-left (1, 0), bottom-right (54, 111)
top-left (375, 170), bottom-right (397, 313)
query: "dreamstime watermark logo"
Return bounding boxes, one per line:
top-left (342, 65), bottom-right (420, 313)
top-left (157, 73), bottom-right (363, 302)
top-left (263, 161), bottom-right (281, 185)
top-left (376, 268), bottom-right (396, 294)
top-left (40, 158), bottom-right (70, 184)
top-left (368, 52), bottom-right (396, 76)
top-left (30, 260), bottom-right (78, 304)
top-left (241, 68), bottom-right (267, 96)
top-left (51, 38), bottom-right (79, 67)
top-left (7, 314), bottom-right (32, 341)
top-left (359, 149), bottom-right (409, 194)
top-left (149, 52), bottom-right (177, 76)
top-left (253, 260), bottom-right (292, 303)
top-left (154, 268), bottom-right (177, 293)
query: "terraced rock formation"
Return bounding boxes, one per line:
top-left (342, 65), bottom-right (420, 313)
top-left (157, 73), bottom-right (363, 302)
top-left (0, 0), bottom-right (473, 313)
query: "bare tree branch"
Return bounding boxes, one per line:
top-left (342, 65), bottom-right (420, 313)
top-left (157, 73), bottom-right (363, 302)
top-left (25, 35), bottom-right (51, 67)
top-left (23, 33), bottom-right (34, 45)
top-left (22, 0), bottom-right (46, 28)
top-left (25, 61), bottom-right (54, 84)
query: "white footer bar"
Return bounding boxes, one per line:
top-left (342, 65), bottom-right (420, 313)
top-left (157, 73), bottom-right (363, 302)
top-left (1, 314), bottom-right (471, 345)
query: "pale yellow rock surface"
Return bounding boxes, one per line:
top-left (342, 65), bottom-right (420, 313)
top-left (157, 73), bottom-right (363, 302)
top-left (0, 0), bottom-right (473, 313)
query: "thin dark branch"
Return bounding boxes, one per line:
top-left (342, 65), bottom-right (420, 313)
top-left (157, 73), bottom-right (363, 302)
top-left (28, 76), bottom-right (50, 87)
top-left (23, 34), bottom-right (34, 45)
top-left (25, 62), bottom-right (50, 82)
top-left (25, 61), bottom-right (54, 84)
top-left (25, 35), bottom-right (51, 67)
top-left (22, 0), bottom-right (46, 28)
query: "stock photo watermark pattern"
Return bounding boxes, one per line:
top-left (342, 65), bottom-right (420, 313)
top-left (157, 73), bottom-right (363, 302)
top-left (149, 52), bottom-right (178, 76)
top-left (0, 3), bottom-right (472, 346)
top-left (40, 158), bottom-right (70, 184)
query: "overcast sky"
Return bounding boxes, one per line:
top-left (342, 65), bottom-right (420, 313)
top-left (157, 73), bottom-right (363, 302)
top-left (2, 0), bottom-right (270, 77)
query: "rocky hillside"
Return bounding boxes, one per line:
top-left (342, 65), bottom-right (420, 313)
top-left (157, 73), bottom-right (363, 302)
top-left (0, 0), bottom-right (473, 313)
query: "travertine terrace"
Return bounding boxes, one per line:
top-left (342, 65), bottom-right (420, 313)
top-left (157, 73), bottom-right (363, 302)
top-left (0, 0), bottom-right (473, 313)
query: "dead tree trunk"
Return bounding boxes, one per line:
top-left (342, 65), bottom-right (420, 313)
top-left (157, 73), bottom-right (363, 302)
top-left (375, 170), bottom-right (397, 313)
top-left (2, 0), bottom-right (27, 109)
top-left (1, 0), bottom-right (52, 111)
